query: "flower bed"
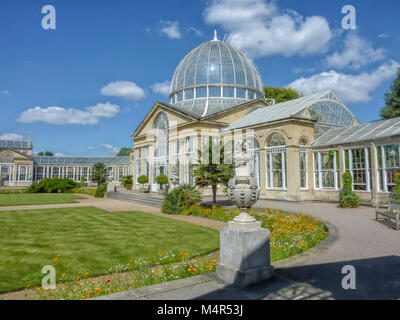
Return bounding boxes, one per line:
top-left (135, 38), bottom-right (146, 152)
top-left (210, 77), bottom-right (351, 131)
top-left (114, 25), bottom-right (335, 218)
top-left (19, 251), bottom-right (217, 300)
top-left (182, 206), bottom-right (328, 262)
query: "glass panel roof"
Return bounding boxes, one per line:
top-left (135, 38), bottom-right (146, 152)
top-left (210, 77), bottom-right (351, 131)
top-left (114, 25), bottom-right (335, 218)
top-left (33, 156), bottom-right (130, 165)
top-left (0, 139), bottom-right (32, 149)
top-left (312, 117), bottom-right (400, 146)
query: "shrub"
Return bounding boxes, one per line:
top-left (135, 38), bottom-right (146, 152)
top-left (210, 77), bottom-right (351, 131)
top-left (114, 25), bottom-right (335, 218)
top-left (156, 174), bottom-right (169, 190)
top-left (27, 178), bottom-right (80, 193)
top-left (121, 175), bottom-right (133, 190)
top-left (392, 173), bottom-right (400, 200)
top-left (95, 184), bottom-right (107, 198)
top-left (339, 172), bottom-right (359, 208)
top-left (161, 184), bottom-right (202, 214)
top-left (137, 175), bottom-right (148, 185)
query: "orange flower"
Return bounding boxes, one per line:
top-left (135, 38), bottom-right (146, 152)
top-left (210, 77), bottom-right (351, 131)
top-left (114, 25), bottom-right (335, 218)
top-left (97, 287), bottom-right (103, 293)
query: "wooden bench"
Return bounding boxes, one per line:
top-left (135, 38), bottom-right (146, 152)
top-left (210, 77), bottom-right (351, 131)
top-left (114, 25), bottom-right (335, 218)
top-left (375, 197), bottom-right (400, 230)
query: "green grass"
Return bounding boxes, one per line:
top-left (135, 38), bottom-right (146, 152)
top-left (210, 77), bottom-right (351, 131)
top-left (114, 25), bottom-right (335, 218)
top-left (0, 206), bottom-right (219, 293)
top-left (0, 193), bottom-right (85, 206)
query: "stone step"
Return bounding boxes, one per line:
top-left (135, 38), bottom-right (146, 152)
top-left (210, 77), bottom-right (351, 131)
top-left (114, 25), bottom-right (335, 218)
top-left (106, 192), bottom-right (163, 207)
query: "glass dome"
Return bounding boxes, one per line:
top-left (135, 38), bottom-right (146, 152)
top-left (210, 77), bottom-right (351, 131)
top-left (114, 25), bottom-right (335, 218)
top-left (169, 32), bottom-right (264, 117)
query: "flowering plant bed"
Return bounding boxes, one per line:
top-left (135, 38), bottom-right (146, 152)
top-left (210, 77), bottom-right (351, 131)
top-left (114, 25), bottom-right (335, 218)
top-left (181, 206), bottom-right (328, 262)
top-left (11, 251), bottom-right (217, 300)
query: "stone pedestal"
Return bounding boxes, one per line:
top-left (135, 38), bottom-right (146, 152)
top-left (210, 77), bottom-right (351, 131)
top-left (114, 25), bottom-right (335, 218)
top-left (217, 226), bottom-right (274, 287)
top-left (107, 183), bottom-right (115, 193)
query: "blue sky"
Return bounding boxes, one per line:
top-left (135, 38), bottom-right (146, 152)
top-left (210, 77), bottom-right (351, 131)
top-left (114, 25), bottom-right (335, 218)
top-left (1, 0), bottom-right (399, 156)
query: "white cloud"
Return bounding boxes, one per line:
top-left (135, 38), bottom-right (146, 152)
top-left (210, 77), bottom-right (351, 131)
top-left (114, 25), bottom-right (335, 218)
top-left (378, 33), bottom-right (389, 38)
top-left (17, 102), bottom-right (120, 125)
top-left (160, 21), bottom-right (181, 39)
top-left (288, 61), bottom-right (400, 103)
top-left (188, 27), bottom-right (203, 37)
top-left (203, 0), bottom-right (332, 58)
top-left (0, 90), bottom-right (8, 95)
top-left (326, 33), bottom-right (385, 70)
top-left (100, 81), bottom-right (146, 100)
top-left (150, 81), bottom-right (171, 96)
top-left (54, 152), bottom-right (65, 157)
top-left (101, 144), bottom-right (119, 155)
top-left (0, 133), bottom-right (23, 140)
top-left (87, 146), bottom-right (95, 150)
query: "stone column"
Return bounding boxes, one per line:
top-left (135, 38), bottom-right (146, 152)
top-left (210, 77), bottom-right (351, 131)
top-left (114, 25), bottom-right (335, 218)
top-left (338, 146), bottom-right (345, 189)
top-left (259, 150), bottom-right (266, 193)
top-left (286, 146), bottom-right (300, 199)
top-left (370, 142), bottom-right (379, 206)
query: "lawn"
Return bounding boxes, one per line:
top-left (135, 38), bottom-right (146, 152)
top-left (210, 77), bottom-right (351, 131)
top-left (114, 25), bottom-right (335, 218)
top-left (0, 193), bottom-right (85, 206)
top-left (0, 206), bottom-right (219, 293)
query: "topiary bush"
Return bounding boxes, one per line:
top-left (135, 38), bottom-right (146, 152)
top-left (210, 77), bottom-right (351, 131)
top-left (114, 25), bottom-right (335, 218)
top-left (95, 184), bottom-right (107, 198)
top-left (161, 184), bottom-right (202, 214)
top-left (339, 172), bottom-right (359, 208)
top-left (137, 175), bottom-right (148, 185)
top-left (27, 178), bottom-right (80, 193)
top-left (156, 174), bottom-right (169, 190)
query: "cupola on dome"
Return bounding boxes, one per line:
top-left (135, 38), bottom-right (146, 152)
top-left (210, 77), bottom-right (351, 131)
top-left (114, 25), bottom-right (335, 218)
top-left (169, 31), bottom-right (264, 117)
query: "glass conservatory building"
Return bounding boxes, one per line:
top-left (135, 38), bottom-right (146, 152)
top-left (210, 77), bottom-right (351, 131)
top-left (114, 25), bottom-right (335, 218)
top-left (131, 32), bottom-right (400, 205)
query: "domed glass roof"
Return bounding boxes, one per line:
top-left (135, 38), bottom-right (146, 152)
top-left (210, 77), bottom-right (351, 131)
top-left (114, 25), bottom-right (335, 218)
top-left (169, 32), bottom-right (264, 117)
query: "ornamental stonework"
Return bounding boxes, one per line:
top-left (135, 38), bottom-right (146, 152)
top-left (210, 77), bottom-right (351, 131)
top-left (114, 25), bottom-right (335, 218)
top-left (0, 150), bottom-right (14, 163)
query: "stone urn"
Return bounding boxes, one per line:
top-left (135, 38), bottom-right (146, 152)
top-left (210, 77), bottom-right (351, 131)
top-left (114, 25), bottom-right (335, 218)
top-left (226, 140), bottom-right (261, 230)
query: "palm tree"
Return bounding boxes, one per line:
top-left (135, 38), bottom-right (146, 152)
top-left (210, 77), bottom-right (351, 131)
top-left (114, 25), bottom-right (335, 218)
top-left (192, 137), bottom-right (235, 205)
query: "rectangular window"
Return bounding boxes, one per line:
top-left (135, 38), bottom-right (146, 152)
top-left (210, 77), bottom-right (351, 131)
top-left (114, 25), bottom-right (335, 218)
top-left (223, 87), bottom-right (234, 97)
top-left (248, 90), bottom-right (254, 100)
top-left (177, 91), bottom-right (183, 102)
top-left (300, 149), bottom-right (308, 189)
top-left (18, 165), bottom-right (28, 181)
top-left (346, 148), bottom-right (371, 191)
top-left (313, 151), bottom-right (338, 189)
top-left (209, 86), bottom-right (221, 97)
top-left (236, 88), bottom-right (246, 99)
top-left (67, 167), bottom-right (74, 179)
top-left (266, 148), bottom-right (287, 189)
top-left (196, 86), bottom-right (207, 98)
top-left (378, 144), bottom-right (400, 192)
top-left (184, 88), bottom-right (194, 100)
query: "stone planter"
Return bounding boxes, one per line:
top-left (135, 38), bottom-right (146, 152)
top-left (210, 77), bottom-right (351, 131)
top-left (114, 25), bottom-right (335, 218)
top-left (139, 186), bottom-right (147, 193)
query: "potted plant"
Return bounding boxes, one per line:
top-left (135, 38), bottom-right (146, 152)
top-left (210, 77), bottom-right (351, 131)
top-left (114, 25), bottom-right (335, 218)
top-left (137, 175), bottom-right (149, 193)
top-left (121, 175), bottom-right (133, 190)
top-left (155, 174), bottom-right (169, 194)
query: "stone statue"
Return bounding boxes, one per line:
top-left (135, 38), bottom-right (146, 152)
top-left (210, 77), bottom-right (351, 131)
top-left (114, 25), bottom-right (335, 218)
top-left (106, 173), bottom-right (116, 193)
top-left (169, 165), bottom-right (179, 191)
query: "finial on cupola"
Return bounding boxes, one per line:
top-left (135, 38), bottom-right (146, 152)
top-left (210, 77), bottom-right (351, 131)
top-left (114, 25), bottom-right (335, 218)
top-left (213, 29), bottom-right (218, 41)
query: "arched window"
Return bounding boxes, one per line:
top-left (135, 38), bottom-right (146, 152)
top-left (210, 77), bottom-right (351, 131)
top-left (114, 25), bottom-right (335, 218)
top-left (154, 112), bottom-right (169, 158)
top-left (266, 133), bottom-right (286, 189)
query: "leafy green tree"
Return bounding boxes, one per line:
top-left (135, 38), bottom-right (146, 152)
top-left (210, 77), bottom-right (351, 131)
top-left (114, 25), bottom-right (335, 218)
top-left (44, 151), bottom-right (54, 156)
top-left (192, 137), bottom-right (235, 205)
top-left (92, 162), bottom-right (107, 186)
top-left (37, 152), bottom-right (44, 156)
top-left (339, 172), bottom-right (359, 208)
top-left (117, 147), bottom-right (130, 156)
top-left (380, 68), bottom-right (400, 119)
top-left (263, 86), bottom-right (300, 104)
top-left (156, 174), bottom-right (169, 190)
